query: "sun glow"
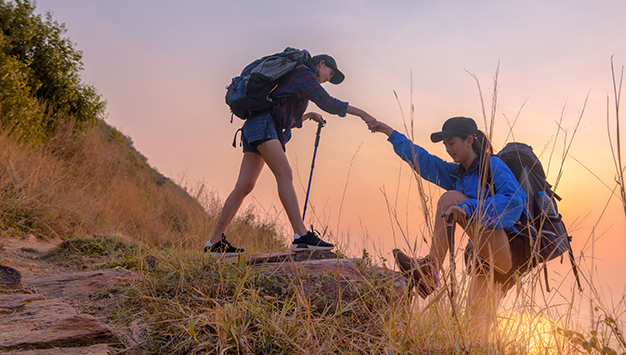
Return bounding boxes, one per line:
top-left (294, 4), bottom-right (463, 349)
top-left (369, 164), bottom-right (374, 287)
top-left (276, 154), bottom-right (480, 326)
top-left (497, 311), bottom-right (564, 354)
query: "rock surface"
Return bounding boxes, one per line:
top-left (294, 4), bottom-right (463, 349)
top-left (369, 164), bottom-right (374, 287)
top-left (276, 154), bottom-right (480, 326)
top-left (0, 296), bottom-right (117, 351)
top-left (127, 319), bottom-right (150, 351)
top-left (24, 268), bottom-right (135, 302)
top-left (1, 344), bottom-right (112, 354)
top-left (241, 250), bottom-right (339, 264)
top-left (1, 235), bottom-right (409, 353)
top-left (0, 294), bottom-right (46, 312)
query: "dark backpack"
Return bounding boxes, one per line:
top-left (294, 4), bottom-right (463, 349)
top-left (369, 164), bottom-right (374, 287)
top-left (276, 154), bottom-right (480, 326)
top-left (225, 47), bottom-right (311, 120)
top-left (496, 142), bottom-right (582, 291)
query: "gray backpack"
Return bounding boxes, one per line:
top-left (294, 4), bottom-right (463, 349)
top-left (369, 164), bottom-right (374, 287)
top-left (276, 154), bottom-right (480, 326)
top-left (225, 47), bottom-right (311, 120)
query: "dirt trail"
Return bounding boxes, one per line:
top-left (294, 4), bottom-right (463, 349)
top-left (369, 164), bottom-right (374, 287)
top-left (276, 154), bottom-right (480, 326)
top-left (0, 235), bottom-right (68, 279)
top-left (0, 236), bottom-right (134, 354)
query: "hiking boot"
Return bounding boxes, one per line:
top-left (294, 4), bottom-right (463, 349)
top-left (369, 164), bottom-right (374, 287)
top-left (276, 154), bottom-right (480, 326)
top-left (204, 235), bottom-right (245, 255)
top-left (393, 249), bottom-right (439, 299)
top-left (292, 230), bottom-right (334, 251)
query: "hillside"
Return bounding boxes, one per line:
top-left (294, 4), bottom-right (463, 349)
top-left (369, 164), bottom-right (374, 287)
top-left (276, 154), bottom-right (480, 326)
top-left (0, 0), bottom-right (284, 251)
top-left (0, 119), bottom-right (287, 252)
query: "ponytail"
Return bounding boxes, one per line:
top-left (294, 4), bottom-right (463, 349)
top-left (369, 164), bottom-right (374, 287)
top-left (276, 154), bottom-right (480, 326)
top-left (472, 129), bottom-right (493, 158)
top-left (458, 129), bottom-right (493, 190)
top-left (304, 56), bottom-right (323, 73)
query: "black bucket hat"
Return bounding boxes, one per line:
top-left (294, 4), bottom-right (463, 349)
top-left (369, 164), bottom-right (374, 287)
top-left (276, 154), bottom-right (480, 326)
top-left (430, 117), bottom-right (477, 143)
top-left (312, 54), bottom-right (345, 84)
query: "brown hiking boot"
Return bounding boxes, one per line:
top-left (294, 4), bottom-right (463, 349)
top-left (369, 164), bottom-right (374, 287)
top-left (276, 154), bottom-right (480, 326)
top-left (393, 249), bottom-right (439, 299)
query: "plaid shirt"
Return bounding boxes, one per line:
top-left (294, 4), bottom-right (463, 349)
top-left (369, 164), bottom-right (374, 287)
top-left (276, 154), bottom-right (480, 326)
top-left (269, 66), bottom-right (348, 144)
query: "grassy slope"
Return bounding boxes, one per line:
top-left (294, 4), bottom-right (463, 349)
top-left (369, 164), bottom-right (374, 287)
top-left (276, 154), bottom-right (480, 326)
top-left (0, 121), bottom-right (284, 252)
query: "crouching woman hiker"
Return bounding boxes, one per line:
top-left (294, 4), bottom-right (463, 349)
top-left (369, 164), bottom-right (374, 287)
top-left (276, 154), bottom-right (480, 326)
top-left (368, 116), bottom-right (527, 341)
top-left (205, 53), bottom-right (376, 255)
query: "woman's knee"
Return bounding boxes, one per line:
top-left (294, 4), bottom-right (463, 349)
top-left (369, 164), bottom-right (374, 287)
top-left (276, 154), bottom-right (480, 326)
top-left (234, 180), bottom-right (256, 196)
top-left (273, 166), bottom-right (293, 184)
top-left (437, 190), bottom-right (467, 212)
top-left (491, 231), bottom-right (513, 273)
top-left (470, 233), bottom-right (513, 274)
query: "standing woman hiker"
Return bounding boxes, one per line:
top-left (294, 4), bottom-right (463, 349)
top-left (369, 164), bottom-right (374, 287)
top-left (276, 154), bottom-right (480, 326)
top-left (205, 53), bottom-right (376, 255)
top-left (368, 117), bottom-right (528, 340)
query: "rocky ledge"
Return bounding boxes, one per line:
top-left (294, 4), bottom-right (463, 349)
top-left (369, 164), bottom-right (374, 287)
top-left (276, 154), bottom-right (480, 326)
top-left (1, 237), bottom-right (407, 354)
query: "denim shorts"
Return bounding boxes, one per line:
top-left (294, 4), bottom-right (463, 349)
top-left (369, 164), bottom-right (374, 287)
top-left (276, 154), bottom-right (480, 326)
top-left (242, 112), bottom-right (281, 154)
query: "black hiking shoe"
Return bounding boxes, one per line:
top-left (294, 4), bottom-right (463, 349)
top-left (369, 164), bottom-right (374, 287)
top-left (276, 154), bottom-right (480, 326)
top-left (204, 235), bottom-right (244, 256)
top-left (393, 249), bottom-right (439, 299)
top-left (292, 230), bottom-right (334, 251)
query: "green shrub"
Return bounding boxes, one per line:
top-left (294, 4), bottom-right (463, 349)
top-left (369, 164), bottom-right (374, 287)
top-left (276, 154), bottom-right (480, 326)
top-left (0, 48), bottom-right (45, 143)
top-left (0, 0), bottom-right (106, 140)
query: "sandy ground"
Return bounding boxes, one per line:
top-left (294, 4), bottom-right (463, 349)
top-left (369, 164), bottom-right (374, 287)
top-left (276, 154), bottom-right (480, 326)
top-left (0, 235), bottom-right (70, 280)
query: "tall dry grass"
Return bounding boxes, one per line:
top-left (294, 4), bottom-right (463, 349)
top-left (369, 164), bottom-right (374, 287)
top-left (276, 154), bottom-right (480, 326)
top-left (4, 68), bottom-right (625, 353)
top-left (106, 62), bottom-right (622, 354)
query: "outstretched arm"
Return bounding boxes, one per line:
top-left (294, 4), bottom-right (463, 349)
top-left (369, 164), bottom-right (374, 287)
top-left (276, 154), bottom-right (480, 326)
top-left (293, 69), bottom-right (377, 126)
top-left (371, 121), bottom-right (457, 190)
top-left (346, 105), bottom-right (376, 125)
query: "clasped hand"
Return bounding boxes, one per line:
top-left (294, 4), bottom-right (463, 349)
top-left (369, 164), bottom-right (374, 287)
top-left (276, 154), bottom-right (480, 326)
top-left (367, 119), bottom-right (393, 136)
top-left (304, 112), bottom-right (326, 126)
top-left (441, 205), bottom-right (468, 224)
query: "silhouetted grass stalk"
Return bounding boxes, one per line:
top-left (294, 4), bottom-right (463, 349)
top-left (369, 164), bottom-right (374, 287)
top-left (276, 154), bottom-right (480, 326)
top-left (605, 56), bottom-right (626, 350)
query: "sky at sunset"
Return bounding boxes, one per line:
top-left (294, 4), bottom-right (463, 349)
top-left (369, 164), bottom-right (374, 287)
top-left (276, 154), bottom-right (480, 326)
top-left (36, 0), bottom-right (626, 317)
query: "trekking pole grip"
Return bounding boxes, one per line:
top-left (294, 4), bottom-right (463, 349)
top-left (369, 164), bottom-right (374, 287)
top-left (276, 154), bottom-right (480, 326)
top-left (314, 121), bottom-right (323, 147)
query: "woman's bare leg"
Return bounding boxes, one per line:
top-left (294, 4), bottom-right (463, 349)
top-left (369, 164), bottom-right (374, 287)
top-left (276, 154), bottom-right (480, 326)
top-left (256, 139), bottom-right (308, 236)
top-left (431, 190), bottom-right (512, 273)
top-left (467, 274), bottom-right (501, 343)
top-left (465, 205), bottom-right (512, 342)
top-left (430, 190), bottom-right (470, 271)
top-left (419, 190), bottom-right (512, 343)
top-left (471, 227), bottom-right (512, 275)
top-left (210, 152), bottom-right (265, 243)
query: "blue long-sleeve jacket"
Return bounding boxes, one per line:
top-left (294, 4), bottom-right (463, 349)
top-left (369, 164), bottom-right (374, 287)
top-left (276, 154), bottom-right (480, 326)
top-left (388, 131), bottom-right (527, 231)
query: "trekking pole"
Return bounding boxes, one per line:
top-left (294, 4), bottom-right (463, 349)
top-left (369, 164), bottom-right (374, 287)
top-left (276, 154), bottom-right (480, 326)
top-left (302, 120), bottom-right (324, 221)
top-left (446, 214), bottom-right (456, 298)
top-left (568, 246), bottom-right (584, 292)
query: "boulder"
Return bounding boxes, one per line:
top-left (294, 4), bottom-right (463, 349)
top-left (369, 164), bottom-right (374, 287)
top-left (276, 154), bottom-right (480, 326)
top-left (0, 297), bottom-right (117, 351)
top-left (0, 264), bottom-right (22, 289)
top-left (222, 250), bottom-right (408, 305)
top-left (252, 257), bottom-right (407, 306)
top-left (20, 234), bottom-right (38, 244)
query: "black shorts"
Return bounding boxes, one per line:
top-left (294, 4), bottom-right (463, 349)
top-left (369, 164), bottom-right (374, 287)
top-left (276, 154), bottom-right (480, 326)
top-left (464, 230), bottom-right (535, 293)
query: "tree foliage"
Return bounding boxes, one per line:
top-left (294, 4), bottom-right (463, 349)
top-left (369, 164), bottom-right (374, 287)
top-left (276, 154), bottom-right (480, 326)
top-left (0, 0), bottom-right (106, 142)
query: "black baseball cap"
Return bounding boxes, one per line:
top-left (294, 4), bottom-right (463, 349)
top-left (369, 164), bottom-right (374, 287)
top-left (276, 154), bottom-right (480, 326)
top-left (312, 54), bottom-right (345, 84)
top-left (430, 117), bottom-right (478, 143)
